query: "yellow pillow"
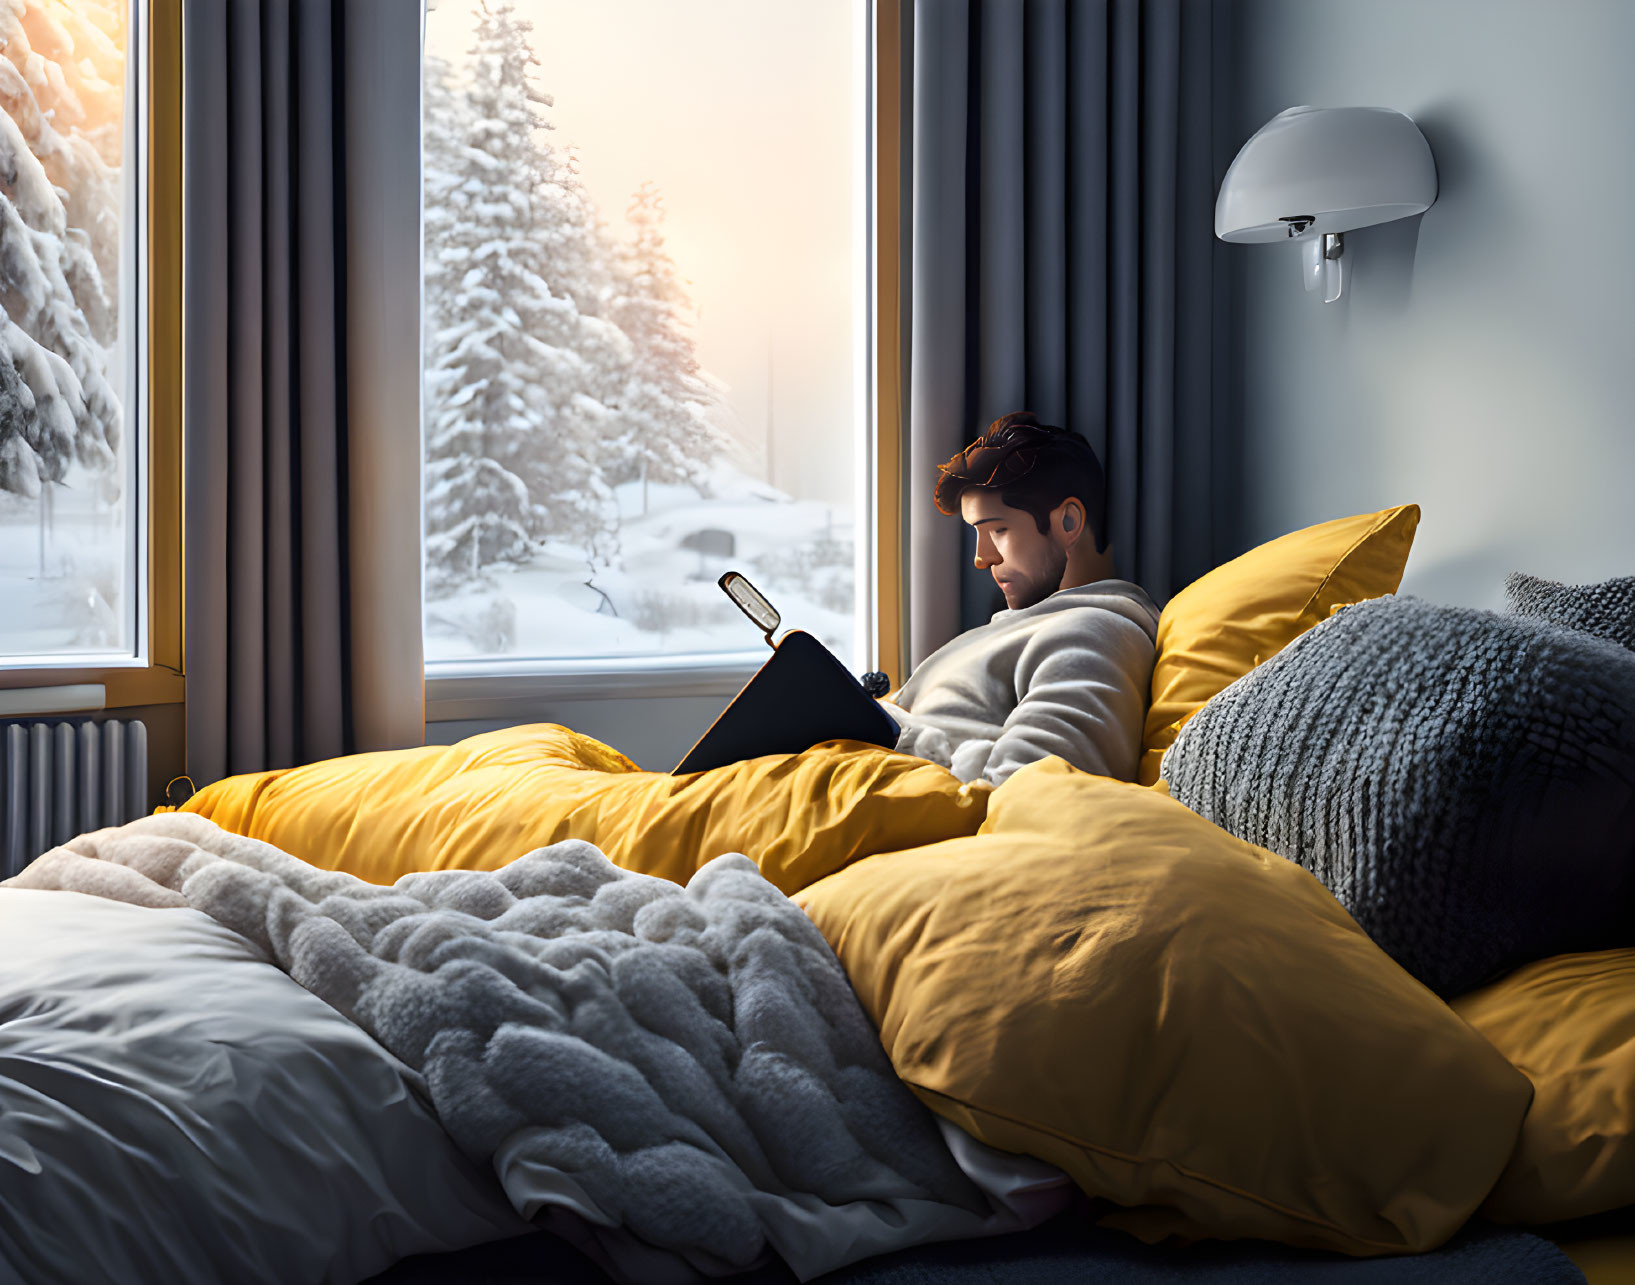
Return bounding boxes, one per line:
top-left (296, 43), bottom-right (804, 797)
top-left (1452, 948), bottom-right (1635, 1225)
top-left (180, 723), bottom-right (988, 893)
top-left (797, 756), bottom-right (1530, 1256)
top-left (1138, 504), bottom-right (1420, 785)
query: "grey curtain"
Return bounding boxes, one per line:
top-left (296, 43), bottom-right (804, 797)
top-left (183, 1), bottom-right (424, 785)
top-left (905, 0), bottom-right (1219, 658)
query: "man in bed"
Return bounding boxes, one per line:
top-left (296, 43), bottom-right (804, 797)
top-left (879, 411), bottom-right (1159, 787)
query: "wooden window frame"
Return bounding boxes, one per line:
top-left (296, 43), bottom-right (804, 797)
top-left (873, 0), bottom-right (907, 687)
top-left (0, 0), bottom-right (183, 711)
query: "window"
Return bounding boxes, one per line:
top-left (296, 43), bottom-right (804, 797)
top-left (421, 0), bottom-right (876, 679)
top-left (0, 0), bottom-right (180, 704)
top-left (1, 1), bottom-right (136, 662)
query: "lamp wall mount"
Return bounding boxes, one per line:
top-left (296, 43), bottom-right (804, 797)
top-left (1305, 233), bottom-right (1344, 303)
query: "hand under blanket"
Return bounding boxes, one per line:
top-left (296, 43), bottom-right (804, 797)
top-left (8, 813), bottom-right (1036, 1283)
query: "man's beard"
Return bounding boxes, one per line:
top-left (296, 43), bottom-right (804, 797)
top-left (1002, 543), bottom-right (1068, 610)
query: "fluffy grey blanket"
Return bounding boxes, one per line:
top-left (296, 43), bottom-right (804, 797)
top-left (8, 813), bottom-right (998, 1282)
top-left (1162, 594), bottom-right (1635, 996)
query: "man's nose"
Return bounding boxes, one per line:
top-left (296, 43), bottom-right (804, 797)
top-left (974, 535), bottom-right (1000, 570)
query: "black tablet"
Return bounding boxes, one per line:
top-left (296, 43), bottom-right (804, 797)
top-left (671, 576), bottom-right (899, 775)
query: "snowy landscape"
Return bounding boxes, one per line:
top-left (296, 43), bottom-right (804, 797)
top-left (423, 0), bottom-right (861, 668)
top-left (0, 0), bottom-right (132, 662)
top-left (0, 482), bottom-right (127, 657)
top-left (426, 462), bottom-right (854, 662)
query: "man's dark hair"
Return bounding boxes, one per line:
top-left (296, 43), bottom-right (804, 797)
top-left (933, 411), bottom-right (1109, 553)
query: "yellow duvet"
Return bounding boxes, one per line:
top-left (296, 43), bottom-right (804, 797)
top-left (176, 723), bottom-right (989, 893)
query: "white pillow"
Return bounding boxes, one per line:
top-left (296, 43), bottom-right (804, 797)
top-left (0, 888), bottom-right (529, 1284)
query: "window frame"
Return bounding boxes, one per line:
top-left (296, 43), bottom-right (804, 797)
top-left (0, 0), bottom-right (183, 712)
top-left (873, 0), bottom-right (907, 688)
top-left (421, 0), bottom-right (905, 721)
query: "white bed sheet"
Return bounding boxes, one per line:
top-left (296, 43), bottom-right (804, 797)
top-left (0, 888), bottom-right (530, 1285)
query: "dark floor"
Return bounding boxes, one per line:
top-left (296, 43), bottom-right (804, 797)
top-left (366, 1201), bottom-right (1621, 1285)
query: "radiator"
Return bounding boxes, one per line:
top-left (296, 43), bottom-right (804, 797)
top-left (2, 719), bottom-right (148, 879)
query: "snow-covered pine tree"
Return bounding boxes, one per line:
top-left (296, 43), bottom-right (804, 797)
top-left (0, 0), bottom-right (124, 499)
top-left (526, 141), bottom-right (631, 556)
top-left (421, 52), bottom-right (469, 359)
top-left (606, 180), bottom-right (724, 492)
top-left (534, 138), bottom-right (632, 461)
top-left (422, 51), bottom-right (529, 592)
top-left (421, 0), bottom-right (611, 591)
top-left (532, 138), bottom-right (612, 321)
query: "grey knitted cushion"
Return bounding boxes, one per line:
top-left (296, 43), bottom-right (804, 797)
top-left (1160, 595), bottom-right (1635, 996)
top-left (1505, 572), bottom-right (1635, 652)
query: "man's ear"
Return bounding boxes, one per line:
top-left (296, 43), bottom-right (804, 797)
top-left (1056, 499), bottom-right (1086, 545)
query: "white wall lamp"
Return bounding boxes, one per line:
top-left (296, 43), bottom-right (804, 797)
top-left (1215, 106), bottom-right (1438, 303)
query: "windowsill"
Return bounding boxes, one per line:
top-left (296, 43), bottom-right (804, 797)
top-left (0, 666), bottom-right (184, 709)
top-left (425, 651), bottom-right (762, 723)
top-left (1, 653), bottom-right (152, 671)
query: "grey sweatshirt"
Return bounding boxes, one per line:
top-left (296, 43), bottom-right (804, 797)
top-left (881, 580), bottom-right (1160, 787)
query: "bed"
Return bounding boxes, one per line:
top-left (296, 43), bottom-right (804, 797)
top-left (2, 504), bottom-right (1631, 1284)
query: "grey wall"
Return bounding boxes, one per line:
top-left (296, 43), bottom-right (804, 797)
top-left (1222, 0), bottom-right (1635, 608)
